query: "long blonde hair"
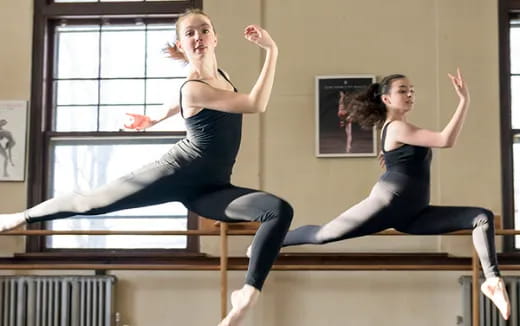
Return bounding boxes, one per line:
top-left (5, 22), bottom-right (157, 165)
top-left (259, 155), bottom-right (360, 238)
top-left (163, 9), bottom-right (215, 61)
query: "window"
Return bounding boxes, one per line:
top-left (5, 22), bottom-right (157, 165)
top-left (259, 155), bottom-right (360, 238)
top-left (28, 0), bottom-right (202, 253)
top-left (499, 1), bottom-right (520, 250)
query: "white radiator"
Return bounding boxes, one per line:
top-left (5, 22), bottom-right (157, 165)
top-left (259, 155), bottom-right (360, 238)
top-left (460, 276), bottom-right (519, 326)
top-left (0, 275), bottom-right (116, 326)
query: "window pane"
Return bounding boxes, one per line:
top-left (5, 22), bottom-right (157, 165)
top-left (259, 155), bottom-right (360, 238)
top-left (99, 105), bottom-right (143, 131)
top-left (144, 79), bottom-right (186, 131)
top-left (512, 76), bottom-right (520, 128)
top-left (146, 78), bottom-right (184, 104)
top-left (49, 217), bottom-right (186, 249)
top-left (56, 80), bottom-right (99, 106)
top-left (100, 79), bottom-right (144, 105)
top-left (47, 139), bottom-right (187, 249)
top-left (513, 141), bottom-right (520, 246)
top-left (511, 27), bottom-right (520, 74)
top-left (144, 105), bottom-right (186, 131)
top-left (56, 26), bottom-right (100, 78)
top-left (56, 106), bottom-right (98, 131)
top-left (48, 19), bottom-right (190, 250)
top-left (101, 26), bottom-right (145, 78)
top-left (53, 22), bottom-right (188, 133)
top-left (147, 27), bottom-right (186, 78)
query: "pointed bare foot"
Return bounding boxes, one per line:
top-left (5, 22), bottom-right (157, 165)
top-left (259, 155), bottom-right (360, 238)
top-left (481, 277), bottom-right (511, 320)
top-left (0, 213), bottom-right (26, 232)
top-left (246, 244), bottom-right (252, 258)
top-left (218, 285), bottom-right (259, 326)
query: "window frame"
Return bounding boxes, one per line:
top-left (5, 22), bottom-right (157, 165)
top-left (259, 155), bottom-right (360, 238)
top-left (27, 0), bottom-right (203, 255)
top-left (499, 0), bottom-right (520, 251)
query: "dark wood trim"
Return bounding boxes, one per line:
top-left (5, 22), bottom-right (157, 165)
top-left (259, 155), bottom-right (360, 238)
top-left (27, 1), bottom-right (50, 252)
top-left (43, 131), bottom-right (187, 138)
top-left (503, 0), bottom-right (520, 9)
top-left (187, 211), bottom-right (200, 252)
top-left (41, 0), bottom-right (202, 18)
top-left (0, 252), bottom-right (476, 271)
top-left (48, 17), bottom-right (182, 26)
top-left (499, 0), bottom-right (520, 251)
top-left (27, 0), bottom-right (203, 255)
top-left (3, 252), bottom-right (520, 271)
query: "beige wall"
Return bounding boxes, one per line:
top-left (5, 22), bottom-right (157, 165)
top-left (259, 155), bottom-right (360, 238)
top-left (0, 0), bottom-right (32, 255)
top-left (0, 0), bottom-right (504, 325)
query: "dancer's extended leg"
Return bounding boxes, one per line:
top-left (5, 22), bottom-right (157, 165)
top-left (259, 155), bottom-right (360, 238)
top-left (0, 160), bottom-right (184, 231)
top-left (398, 206), bottom-right (510, 319)
top-left (188, 185), bottom-right (293, 326)
top-left (283, 182), bottom-right (397, 247)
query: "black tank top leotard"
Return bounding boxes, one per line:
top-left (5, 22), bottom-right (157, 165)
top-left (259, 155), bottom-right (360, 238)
top-left (379, 121), bottom-right (432, 203)
top-left (162, 69), bottom-right (242, 185)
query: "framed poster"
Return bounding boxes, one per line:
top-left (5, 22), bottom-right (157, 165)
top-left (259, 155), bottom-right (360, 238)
top-left (0, 101), bottom-right (27, 181)
top-left (315, 75), bottom-right (377, 157)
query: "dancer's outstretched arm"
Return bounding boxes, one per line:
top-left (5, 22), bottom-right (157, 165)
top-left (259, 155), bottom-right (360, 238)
top-left (387, 68), bottom-right (470, 148)
top-left (181, 25), bottom-right (278, 114)
top-left (125, 104), bottom-right (181, 130)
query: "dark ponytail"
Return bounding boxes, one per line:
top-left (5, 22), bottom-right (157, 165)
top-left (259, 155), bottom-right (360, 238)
top-left (344, 74), bottom-right (406, 129)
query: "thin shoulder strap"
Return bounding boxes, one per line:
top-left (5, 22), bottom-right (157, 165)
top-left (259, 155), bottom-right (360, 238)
top-left (381, 121), bottom-right (394, 153)
top-left (178, 79), bottom-right (211, 118)
top-left (179, 69), bottom-right (237, 118)
top-left (217, 69), bottom-right (238, 92)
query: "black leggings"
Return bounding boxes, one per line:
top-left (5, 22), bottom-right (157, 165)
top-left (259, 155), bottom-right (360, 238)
top-left (283, 180), bottom-right (499, 279)
top-left (26, 159), bottom-right (293, 290)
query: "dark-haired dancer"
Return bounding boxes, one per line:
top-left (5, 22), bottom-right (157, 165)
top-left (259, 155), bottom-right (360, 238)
top-left (282, 70), bottom-right (510, 319)
top-left (0, 9), bottom-right (292, 326)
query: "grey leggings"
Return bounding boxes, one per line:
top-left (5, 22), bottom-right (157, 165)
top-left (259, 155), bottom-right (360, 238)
top-left (26, 159), bottom-right (293, 290)
top-left (283, 179), bottom-right (499, 279)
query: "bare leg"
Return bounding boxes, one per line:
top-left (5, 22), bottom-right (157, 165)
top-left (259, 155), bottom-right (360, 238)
top-left (6, 145), bottom-right (14, 166)
top-left (345, 122), bottom-right (352, 153)
top-left (0, 146), bottom-right (8, 177)
top-left (2, 158), bottom-right (7, 177)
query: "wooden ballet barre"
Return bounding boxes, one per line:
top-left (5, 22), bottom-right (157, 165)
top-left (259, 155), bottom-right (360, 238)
top-left (3, 255), bottom-right (520, 273)
top-left (0, 229), bottom-right (245, 236)
top-left (0, 254), bottom-right (486, 270)
top-left (0, 263), bottom-right (222, 270)
top-left (3, 229), bottom-right (520, 236)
